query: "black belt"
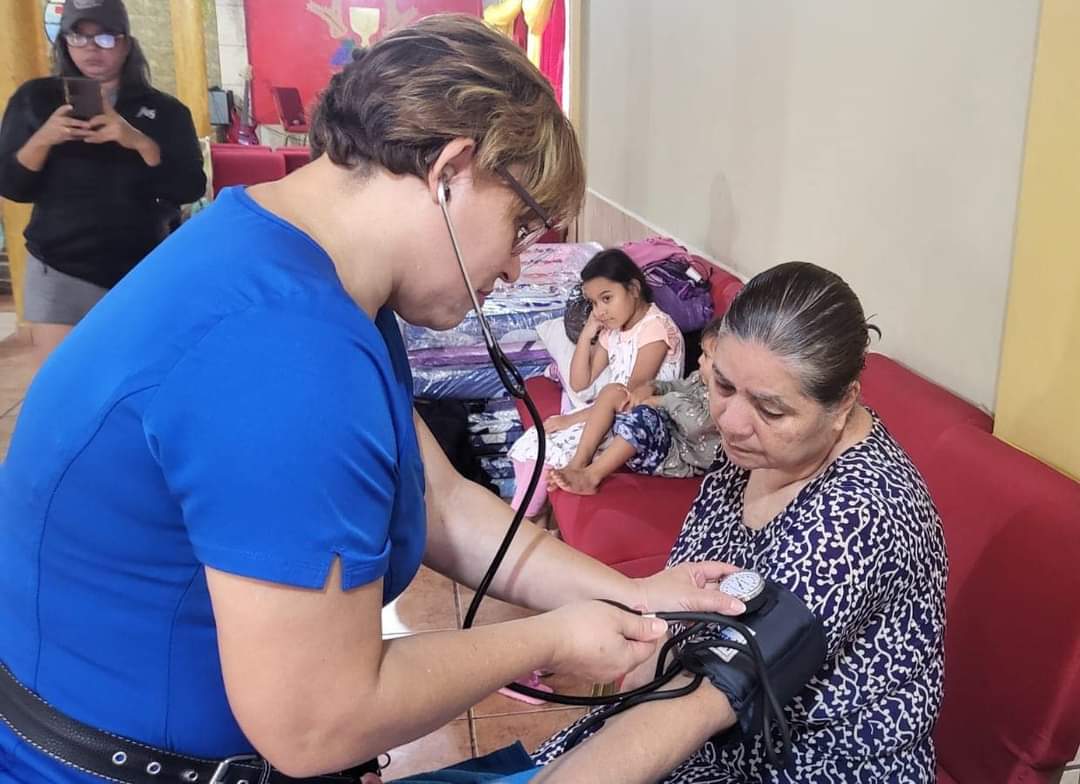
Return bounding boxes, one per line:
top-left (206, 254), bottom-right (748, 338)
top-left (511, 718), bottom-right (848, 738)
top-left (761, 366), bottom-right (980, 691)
top-left (0, 661), bottom-right (378, 783)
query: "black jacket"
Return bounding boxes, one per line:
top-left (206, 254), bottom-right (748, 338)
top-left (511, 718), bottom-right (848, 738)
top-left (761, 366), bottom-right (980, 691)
top-left (0, 77), bottom-right (206, 288)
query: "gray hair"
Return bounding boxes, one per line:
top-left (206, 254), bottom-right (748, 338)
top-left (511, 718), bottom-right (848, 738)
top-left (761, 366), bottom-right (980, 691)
top-left (720, 262), bottom-right (879, 406)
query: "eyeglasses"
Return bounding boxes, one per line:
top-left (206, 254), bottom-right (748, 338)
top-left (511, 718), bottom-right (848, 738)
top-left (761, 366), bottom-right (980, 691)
top-left (65, 32), bottom-right (125, 50)
top-left (495, 165), bottom-right (556, 255)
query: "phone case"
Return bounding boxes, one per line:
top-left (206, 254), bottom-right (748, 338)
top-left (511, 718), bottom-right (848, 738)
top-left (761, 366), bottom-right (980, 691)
top-left (64, 78), bottom-right (103, 121)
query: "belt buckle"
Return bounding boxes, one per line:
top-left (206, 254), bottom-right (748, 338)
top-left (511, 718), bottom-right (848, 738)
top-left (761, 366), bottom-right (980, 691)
top-left (209, 754), bottom-right (261, 784)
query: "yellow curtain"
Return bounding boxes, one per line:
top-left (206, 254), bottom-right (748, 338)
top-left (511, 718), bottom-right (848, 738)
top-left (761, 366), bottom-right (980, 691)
top-left (484, 0), bottom-right (556, 68)
top-left (483, 0), bottom-right (522, 37)
top-left (522, 0), bottom-right (556, 67)
top-left (0, 0), bottom-right (50, 320)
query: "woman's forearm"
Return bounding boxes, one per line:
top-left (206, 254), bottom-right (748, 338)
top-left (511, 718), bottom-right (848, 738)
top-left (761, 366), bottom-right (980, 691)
top-left (350, 618), bottom-right (560, 768)
top-left (15, 135), bottom-right (50, 172)
top-left (134, 132), bottom-right (162, 167)
top-left (532, 677), bottom-right (736, 784)
top-left (418, 414), bottom-right (638, 609)
top-left (223, 581), bottom-right (564, 778)
top-left (426, 470), bottom-right (637, 610)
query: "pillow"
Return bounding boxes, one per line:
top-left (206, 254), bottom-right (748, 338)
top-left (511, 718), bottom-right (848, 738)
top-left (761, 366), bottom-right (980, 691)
top-left (535, 317), bottom-right (611, 412)
top-left (563, 284), bottom-right (591, 342)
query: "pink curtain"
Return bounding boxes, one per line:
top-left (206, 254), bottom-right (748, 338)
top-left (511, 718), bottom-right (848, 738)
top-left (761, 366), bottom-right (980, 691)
top-left (513, 9), bottom-right (528, 50)
top-left (538, 0), bottom-right (565, 107)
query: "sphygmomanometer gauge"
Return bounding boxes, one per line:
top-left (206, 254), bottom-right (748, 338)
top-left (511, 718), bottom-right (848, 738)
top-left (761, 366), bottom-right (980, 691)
top-left (718, 570), bottom-right (767, 614)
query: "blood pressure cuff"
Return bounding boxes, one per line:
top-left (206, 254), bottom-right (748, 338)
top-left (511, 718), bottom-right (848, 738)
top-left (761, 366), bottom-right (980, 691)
top-left (679, 580), bottom-right (827, 741)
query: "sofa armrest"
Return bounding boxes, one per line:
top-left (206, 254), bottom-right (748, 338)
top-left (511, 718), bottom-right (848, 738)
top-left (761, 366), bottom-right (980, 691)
top-left (513, 376), bottom-right (562, 426)
top-left (860, 352), bottom-right (992, 478)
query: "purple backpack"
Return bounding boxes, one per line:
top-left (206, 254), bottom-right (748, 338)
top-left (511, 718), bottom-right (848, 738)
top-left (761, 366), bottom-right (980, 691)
top-left (620, 237), bottom-right (717, 332)
top-left (643, 258), bottom-right (714, 333)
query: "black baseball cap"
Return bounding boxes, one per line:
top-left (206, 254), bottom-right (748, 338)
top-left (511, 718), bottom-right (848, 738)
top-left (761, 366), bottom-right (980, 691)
top-left (61, 0), bottom-right (131, 36)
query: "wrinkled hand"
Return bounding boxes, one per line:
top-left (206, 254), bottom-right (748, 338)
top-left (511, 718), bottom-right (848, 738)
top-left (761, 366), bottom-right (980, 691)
top-left (32, 105), bottom-right (91, 147)
top-left (546, 600), bottom-right (669, 684)
top-left (632, 561), bottom-right (747, 615)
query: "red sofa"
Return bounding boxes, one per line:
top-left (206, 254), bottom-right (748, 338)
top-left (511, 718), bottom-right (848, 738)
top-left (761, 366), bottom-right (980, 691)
top-left (928, 425), bottom-right (1080, 783)
top-left (282, 147), bottom-right (312, 174)
top-left (517, 264), bottom-right (1080, 782)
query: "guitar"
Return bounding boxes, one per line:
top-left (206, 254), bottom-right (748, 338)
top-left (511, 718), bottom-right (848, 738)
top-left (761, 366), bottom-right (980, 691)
top-left (226, 65), bottom-right (259, 145)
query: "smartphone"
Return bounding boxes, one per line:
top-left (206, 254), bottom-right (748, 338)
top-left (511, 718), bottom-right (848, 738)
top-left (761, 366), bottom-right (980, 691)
top-left (63, 77), bottom-right (104, 121)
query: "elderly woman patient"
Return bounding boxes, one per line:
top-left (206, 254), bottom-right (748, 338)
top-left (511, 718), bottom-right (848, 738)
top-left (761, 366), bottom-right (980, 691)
top-left (525, 262), bottom-right (947, 784)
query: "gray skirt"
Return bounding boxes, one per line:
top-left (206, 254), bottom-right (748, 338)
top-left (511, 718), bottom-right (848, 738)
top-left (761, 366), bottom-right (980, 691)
top-left (23, 256), bottom-right (108, 325)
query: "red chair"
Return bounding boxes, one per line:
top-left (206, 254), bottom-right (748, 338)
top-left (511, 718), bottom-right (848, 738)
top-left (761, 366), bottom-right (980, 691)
top-left (211, 143), bottom-right (273, 153)
top-left (210, 146), bottom-right (286, 196)
top-left (281, 147), bottom-right (312, 175)
top-left (270, 86), bottom-right (308, 146)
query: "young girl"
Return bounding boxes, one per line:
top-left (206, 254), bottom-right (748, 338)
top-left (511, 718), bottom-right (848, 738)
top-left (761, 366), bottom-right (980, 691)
top-left (550, 320), bottom-right (722, 495)
top-left (508, 249), bottom-right (684, 516)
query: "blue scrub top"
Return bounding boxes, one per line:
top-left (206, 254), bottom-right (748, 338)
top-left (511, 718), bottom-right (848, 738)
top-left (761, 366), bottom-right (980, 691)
top-left (0, 187), bottom-right (427, 782)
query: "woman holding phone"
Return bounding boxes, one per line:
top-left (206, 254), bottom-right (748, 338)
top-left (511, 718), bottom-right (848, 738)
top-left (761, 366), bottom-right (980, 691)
top-left (0, 0), bottom-right (205, 366)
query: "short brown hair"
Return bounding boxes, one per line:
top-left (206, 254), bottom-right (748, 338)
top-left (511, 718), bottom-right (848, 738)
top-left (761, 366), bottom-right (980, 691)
top-left (309, 14), bottom-right (584, 226)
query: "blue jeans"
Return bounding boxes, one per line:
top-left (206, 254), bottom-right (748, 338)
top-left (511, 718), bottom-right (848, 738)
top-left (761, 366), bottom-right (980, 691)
top-left (391, 742), bottom-right (539, 783)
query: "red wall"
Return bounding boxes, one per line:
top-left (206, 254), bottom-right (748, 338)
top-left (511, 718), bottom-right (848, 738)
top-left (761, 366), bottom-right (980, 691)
top-left (243, 0), bottom-right (482, 126)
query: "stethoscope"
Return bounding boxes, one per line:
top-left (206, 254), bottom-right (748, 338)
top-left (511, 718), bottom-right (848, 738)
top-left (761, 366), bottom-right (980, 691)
top-left (437, 177), bottom-right (547, 629)
top-left (435, 179), bottom-right (792, 767)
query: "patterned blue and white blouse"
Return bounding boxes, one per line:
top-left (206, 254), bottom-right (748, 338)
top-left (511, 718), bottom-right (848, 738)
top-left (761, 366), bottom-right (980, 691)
top-left (535, 413), bottom-right (947, 783)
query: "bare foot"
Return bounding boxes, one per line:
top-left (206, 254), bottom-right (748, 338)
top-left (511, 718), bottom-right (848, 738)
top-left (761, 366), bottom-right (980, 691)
top-left (550, 466), bottom-right (601, 495)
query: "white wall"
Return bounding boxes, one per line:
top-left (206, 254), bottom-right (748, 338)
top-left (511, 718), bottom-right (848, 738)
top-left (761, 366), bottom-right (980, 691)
top-left (580, 0), bottom-right (1040, 410)
top-left (215, 0), bottom-right (249, 101)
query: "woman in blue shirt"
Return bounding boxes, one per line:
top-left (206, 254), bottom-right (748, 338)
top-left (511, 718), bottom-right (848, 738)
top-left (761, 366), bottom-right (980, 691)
top-left (0, 14), bottom-right (740, 784)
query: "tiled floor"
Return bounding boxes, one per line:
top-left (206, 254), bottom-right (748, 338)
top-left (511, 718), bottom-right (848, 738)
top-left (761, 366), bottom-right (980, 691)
top-left (0, 311), bottom-right (33, 459)
top-left (0, 306), bottom-right (588, 782)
